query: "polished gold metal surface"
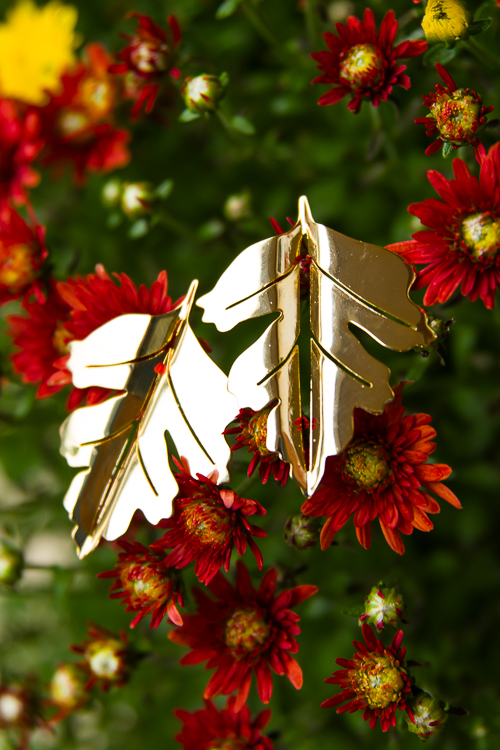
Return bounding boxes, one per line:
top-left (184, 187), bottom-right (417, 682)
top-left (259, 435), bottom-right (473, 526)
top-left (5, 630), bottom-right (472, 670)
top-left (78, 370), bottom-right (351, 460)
top-left (60, 280), bottom-right (237, 558)
top-left (198, 196), bottom-right (435, 497)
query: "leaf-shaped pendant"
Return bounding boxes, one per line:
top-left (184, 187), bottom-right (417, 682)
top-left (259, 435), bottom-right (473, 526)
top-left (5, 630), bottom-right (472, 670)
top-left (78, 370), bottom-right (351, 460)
top-left (197, 197), bottom-right (435, 497)
top-left (60, 281), bottom-right (237, 558)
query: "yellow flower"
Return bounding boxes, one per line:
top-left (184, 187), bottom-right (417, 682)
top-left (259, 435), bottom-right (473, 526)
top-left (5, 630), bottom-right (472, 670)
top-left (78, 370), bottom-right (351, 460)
top-left (422, 0), bottom-right (471, 45)
top-left (0, 0), bottom-right (79, 105)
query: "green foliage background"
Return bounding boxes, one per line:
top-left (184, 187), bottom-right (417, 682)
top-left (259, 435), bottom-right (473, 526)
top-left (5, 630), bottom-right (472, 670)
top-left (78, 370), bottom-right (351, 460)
top-left (0, 0), bottom-right (499, 747)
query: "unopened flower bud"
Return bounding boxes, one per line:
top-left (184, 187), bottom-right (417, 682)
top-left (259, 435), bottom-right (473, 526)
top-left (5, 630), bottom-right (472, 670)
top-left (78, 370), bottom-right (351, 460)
top-left (422, 0), bottom-right (471, 46)
top-left (358, 583), bottom-right (407, 631)
top-left (0, 538), bottom-right (24, 587)
top-left (183, 73), bottom-right (227, 114)
top-left (431, 90), bottom-right (484, 147)
top-left (224, 191), bottom-right (252, 222)
top-left (102, 178), bottom-right (123, 208)
top-left (284, 514), bottom-right (321, 550)
top-left (0, 684), bottom-right (37, 730)
top-left (406, 693), bottom-right (448, 742)
top-left (72, 624), bottom-right (135, 690)
top-left (120, 182), bottom-right (156, 218)
top-left (49, 663), bottom-right (86, 713)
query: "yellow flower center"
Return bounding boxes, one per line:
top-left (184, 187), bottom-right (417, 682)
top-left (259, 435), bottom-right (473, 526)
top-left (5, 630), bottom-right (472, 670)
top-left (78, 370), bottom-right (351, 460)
top-left (57, 108), bottom-right (92, 138)
top-left (130, 570), bottom-right (165, 602)
top-left (0, 243), bottom-right (36, 292)
top-left (353, 654), bottom-right (405, 710)
top-left (422, 0), bottom-right (471, 44)
top-left (224, 607), bottom-right (270, 655)
top-left (52, 322), bottom-right (72, 356)
top-left (243, 409), bottom-right (271, 456)
top-left (339, 44), bottom-right (385, 90)
top-left (86, 641), bottom-right (123, 680)
top-left (130, 40), bottom-right (168, 74)
top-left (182, 501), bottom-right (227, 545)
top-left (77, 77), bottom-right (115, 121)
top-left (461, 212), bottom-right (500, 260)
top-left (431, 90), bottom-right (481, 144)
top-left (344, 442), bottom-right (389, 488)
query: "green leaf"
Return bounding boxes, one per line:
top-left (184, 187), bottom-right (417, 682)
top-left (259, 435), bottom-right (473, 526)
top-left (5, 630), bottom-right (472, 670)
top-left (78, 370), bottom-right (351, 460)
top-left (215, 0), bottom-right (243, 19)
top-left (442, 142), bottom-right (455, 158)
top-left (198, 219), bottom-right (225, 241)
top-left (156, 179), bottom-right (174, 201)
top-left (106, 211), bottom-right (122, 229)
top-left (423, 42), bottom-right (457, 66)
top-left (231, 115), bottom-right (255, 135)
top-left (468, 18), bottom-right (492, 36)
top-left (341, 606), bottom-right (364, 618)
top-left (179, 109), bottom-right (200, 123)
top-left (128, 219), bottom-right (150, 239)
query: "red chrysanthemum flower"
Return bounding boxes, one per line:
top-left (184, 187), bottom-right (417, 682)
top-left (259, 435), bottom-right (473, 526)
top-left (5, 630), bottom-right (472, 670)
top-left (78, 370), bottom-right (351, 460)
top-left (224, 406), bottom-right (290, 487)
top-left (97, 540), bottom-right (184, 628)
top-left (388, 142), bottom-right (500, 309)
top-left (71, 623), bottom-right (135, 691)
top-left (0, 99), bottom-right (43, 206)
top-left (311, 8), bottom-right (427, 113)
top-left (37, 43), bottom-right (130, 183)
top-left (322, 624), bottom-right (414, 732)
top-left (169, 561), bottom-right (317, 712)
top-left (109, 13), bottom-right (182, 119)
top-left (0, 205), bottom-right (47, 305)
top-left (8, 280), bottom-right (75, 401)
top-left (175, 696), bottom-right (274, 750)
top-left (152, 458), bottom-right (267, 585)
top-left (301, 384), bottom-right (461, 555)
top-left (415, 63), bottom-right (493, 158)
top-left (9, 266), bottom-right (180, 410)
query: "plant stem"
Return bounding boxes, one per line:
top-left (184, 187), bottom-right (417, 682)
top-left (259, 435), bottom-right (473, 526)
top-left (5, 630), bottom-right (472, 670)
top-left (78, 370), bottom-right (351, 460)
top-left (156, 210), bottom-right (196, 240)
top-left (241, 0), bottom-right (281, 48)
top-left (304, 0), bottom-right (320, 50)
top-left (234, 473), bottom-right (260, 496)
top-left (464, 38), bottom-right (500, 69)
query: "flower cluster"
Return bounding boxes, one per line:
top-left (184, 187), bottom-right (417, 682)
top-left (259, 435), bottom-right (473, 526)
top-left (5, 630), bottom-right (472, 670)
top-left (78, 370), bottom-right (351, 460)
top-left (0, 0), bottom-right (485, 746)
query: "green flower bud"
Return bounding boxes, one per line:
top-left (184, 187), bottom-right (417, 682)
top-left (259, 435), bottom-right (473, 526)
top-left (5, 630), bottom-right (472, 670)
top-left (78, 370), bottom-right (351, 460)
top-left (224, 191), bottom-right (252, 222)
top-left (284, 514), bottom-right (321, 550)
top-left (101, 178), bottom-right (123, 208)
top-left (0, 538), bottom-right (24, 587)
top-left (120, 182), bottom-right (157, 218)
top-left (183, 73), bottom-right (227, 114)
top-left (406, 693), bottom-right (448, 742)
top-left (358, 583), bottom-right (407, 631)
